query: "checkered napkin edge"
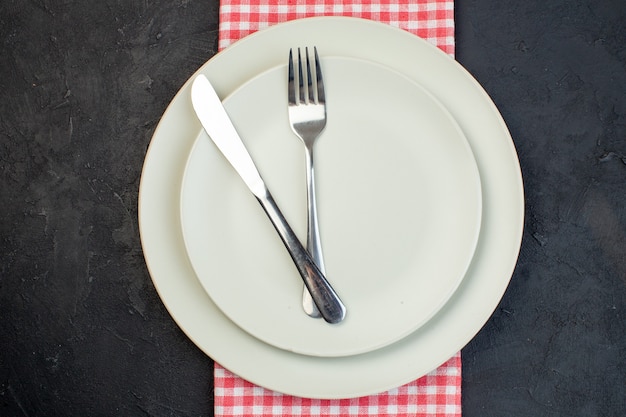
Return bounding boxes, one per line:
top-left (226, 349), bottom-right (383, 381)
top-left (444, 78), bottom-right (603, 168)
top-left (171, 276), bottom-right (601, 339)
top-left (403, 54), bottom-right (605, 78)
top-left (218, 0), bottom-right (455, 56)
top-left (214, 352), bottom-right (461, 417)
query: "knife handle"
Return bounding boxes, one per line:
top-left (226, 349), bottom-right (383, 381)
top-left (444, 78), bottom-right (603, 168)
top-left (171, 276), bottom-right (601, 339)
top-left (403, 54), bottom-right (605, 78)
top-left (254, 187), bottom-right (346, 324)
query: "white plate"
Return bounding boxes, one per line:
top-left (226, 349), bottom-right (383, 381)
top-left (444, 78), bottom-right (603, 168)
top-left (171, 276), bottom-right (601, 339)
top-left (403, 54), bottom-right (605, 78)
top-left (139, 17), bottom-right (524, 398)
top-left (180, 57), bottom-right (481, 357)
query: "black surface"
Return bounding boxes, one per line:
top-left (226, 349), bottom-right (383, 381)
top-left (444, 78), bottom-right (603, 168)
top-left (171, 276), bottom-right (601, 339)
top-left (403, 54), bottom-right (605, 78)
top-left (1, 0), bottom-right (624, 415)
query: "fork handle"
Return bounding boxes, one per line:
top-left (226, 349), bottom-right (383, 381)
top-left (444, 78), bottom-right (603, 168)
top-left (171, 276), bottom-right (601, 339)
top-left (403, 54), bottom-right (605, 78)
top-left (254, 186), bottom-right (346, 324)
top-left (302, 147), bottom-right (324, 318)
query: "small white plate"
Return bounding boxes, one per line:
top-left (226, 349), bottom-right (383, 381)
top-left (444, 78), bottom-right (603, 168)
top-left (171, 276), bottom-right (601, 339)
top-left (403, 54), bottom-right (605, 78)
top-left (180, 57), bottom-right (482, 357)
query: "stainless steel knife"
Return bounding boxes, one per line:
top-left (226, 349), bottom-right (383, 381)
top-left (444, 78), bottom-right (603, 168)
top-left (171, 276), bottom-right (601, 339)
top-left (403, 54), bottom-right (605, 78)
top-left (190, 74), bottom-right (346, 324)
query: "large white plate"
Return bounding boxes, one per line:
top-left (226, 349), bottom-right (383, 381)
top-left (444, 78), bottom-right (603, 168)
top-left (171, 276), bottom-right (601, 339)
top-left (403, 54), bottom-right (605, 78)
top-left (139, 17), bottom-right (524, 398)
top-left (180, 57), bottom-right (481, 357)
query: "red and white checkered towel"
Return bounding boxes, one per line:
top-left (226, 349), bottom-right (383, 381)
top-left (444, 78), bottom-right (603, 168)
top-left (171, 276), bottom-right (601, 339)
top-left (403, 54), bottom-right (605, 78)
top-left (215, 353), bottom-right (461, 416)
top-left (219, 0), bottom-right (454, 56)
top-left (215, 1), bottom-right (459, 415)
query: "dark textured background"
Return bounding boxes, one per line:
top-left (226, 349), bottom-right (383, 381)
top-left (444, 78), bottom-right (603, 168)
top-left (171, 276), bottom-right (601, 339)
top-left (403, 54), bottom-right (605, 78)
top-left (1, 0), bottom-right (624, 415)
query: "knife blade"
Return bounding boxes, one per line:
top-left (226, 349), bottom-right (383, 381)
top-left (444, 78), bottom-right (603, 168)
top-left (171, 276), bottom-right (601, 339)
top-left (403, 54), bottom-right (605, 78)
top-left (190, 74), bottom-right (346, 324)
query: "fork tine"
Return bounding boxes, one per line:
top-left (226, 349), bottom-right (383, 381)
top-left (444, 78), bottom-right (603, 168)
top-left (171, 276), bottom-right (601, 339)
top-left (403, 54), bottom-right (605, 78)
top-left (297, 48), bottom-right (305, 105)
top-left (314, 47), bottom-right (325, 105)
top-left (305, 47), bottom-right (315, 104)
top-left (288, 48), bottom-right (296, 106)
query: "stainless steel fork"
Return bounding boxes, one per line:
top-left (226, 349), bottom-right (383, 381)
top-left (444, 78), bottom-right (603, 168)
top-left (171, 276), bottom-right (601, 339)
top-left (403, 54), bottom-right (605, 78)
top-left (288, 47), bottom-right (327, 318)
